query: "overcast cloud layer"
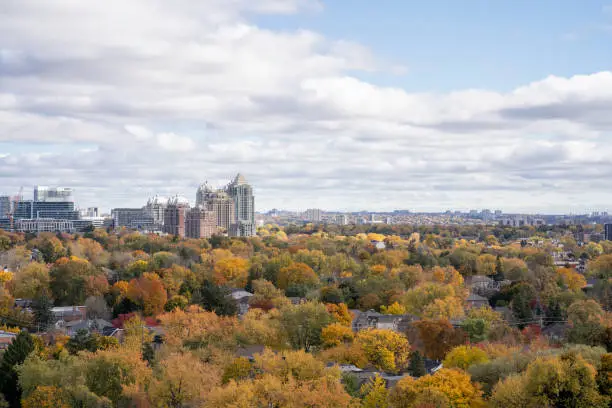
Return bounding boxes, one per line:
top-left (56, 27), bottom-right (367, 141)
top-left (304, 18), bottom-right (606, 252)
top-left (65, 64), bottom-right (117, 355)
top-left (1, 0), bottom-right (612, 213)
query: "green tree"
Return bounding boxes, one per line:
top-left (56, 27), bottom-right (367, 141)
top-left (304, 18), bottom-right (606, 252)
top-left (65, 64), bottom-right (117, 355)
top-left (460, 318), bottom-right (488, 343)
top-left (279, 301), bottom-right (331, 351)
top-left (0, 331), bottom-right (35, 408)
top-left (32, 294), bottom-right (54, 332)
top-left (408, 350), bottom-right (426, 377)
top-left (494, 255), bottom-right (505, 281)
top-left (66, 329), bottom-right (96, 354)
top-left (194, 281), bottom-right (237, 316)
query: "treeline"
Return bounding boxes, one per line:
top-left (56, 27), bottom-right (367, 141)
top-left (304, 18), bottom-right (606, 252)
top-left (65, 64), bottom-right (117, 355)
top-left (0, 225), bottom-right (609, 407)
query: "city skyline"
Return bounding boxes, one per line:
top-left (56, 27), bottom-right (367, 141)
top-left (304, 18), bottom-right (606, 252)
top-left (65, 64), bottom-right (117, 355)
top-left (4, 182), bottom-right (612, 216)
top-left (3, 1), bottom-right (612, 212)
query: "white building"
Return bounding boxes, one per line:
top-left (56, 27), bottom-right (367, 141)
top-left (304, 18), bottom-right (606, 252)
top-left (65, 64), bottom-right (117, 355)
top-left (15, 218), bottom-right (74, 233)
top-left (334, 214), bottom-right (349, 225)
top-left (305, 208), bottom-right (322, 223)
top-left (33, 186), bottom-right (74, 202)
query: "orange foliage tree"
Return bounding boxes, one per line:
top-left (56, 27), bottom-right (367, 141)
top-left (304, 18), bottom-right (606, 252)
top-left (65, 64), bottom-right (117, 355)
top-left (127, 272), bottom-right (168, 316)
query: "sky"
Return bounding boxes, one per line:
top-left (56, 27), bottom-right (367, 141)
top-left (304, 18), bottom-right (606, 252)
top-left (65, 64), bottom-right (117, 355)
top-left (2, 0), bottom-right (612, 214)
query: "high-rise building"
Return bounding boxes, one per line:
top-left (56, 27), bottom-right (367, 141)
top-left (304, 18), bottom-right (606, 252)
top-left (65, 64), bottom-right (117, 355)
top-left (163, 195), bottom-right (190, 237)
top-left (185, 207), bottom-right (217, 239)
top-left (197, 182), bottom-right (235, 233)
top-left (605, 224), bottom-right (612, 241)
top-left (0, 195), bottom-right (10, 218)
top-left (34, 186), bottom-right (74, 202)
top-left (14, 201), bottom-right (79, 220)
top-left (334, 214), bottom-right (348, 225)
top-left (144, 195), bottom-right (168, 230)
top-left (305, 208), bottom-right (321, 223)
top-left (111, 208), bottom-right (154, 230)
top-left (226, 174), bottom-right (255, 237)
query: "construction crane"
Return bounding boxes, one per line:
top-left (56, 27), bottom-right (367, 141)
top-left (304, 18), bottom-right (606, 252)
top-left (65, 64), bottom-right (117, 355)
top-left (6, 186), bottom-right (23, 232)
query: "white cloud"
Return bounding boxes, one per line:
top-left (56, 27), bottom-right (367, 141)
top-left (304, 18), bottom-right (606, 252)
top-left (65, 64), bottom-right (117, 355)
top-left (2, 0), bottom-right (612, 212)
top-left (156, 132), bottom-right (196, 152)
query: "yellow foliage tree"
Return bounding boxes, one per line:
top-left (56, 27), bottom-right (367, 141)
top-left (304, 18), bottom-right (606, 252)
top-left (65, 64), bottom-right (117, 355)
top-left (557, 267), bottom-right (587, 292)
top-left (11, 263), bottom-right (51, 299)
top-left (356, 329), bottom-right (410, 373)
top-left (476, 254), bottom-right (497, 276)
top-left (370, 264), bottom-right (387, 275)
top-left (321, 323), bottom-right (354, 348)
top-left (443, 345), bottom-right (489, 370)
top-left (390, 368), bottom-right (483, 408)
top-left (148, 352), bottom-right (221, 407)
top-left (213, 257), bottom-right (249, 288)
top-left (326, 303), bottom-right (353, 326)
top-left (423, 297), bottom-right (465, 320)
top-left (381, 302), bottom-right (406, 315)
top-left (157, 305), bottom-right (239, 350)
top-left (21, 386), bottom-right (70, 408)
top-left (277, 262), bottom-right (319, 290)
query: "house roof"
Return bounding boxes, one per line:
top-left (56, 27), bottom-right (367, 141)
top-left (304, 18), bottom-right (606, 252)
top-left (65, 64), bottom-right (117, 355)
top-left (466, 275), bottom-right (493, 285)
top-left (229, 290), bottom-right (253, 300)
top-left (466, 293), bottom-right (488, 302)
top-left (236, 345), bottom-right (266, 358)
top-left (66, 319), bottom-right (113, 330)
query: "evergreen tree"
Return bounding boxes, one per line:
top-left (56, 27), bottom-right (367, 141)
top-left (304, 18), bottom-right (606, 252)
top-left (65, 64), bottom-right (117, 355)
top-left (32, 294), bottom-right (54, 331)
top-left (194, 281), bottom-right (237, 316)
top-left (408, 350), bottom-right (426, 377)
top-left (494, 255), bottom-right (505, 282)
top-left (545, 299), bottom-right (563, 326)
top-left (142, 342), bottom-right (155, 366)
top-left (66, 329), bottom-right (96, 354)
top-left (0, 331), bottom-right (35, 408)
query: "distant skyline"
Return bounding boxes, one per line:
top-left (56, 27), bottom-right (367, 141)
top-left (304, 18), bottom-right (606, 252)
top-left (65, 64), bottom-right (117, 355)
top-left (3, 1), bottom-right (612, 213)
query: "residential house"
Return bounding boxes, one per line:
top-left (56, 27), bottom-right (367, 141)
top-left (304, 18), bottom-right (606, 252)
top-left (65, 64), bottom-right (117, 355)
top-left (465, 293), bottom-right (489, 309)
top-left (236, 345), bottom-right (266, 362)
top-left (51, 306), bottom-right (87, 325)
top-left (229, 289), bottom-right (253, 316)
top-left (0, 330), bottom-right (17, 350)
top-left (64, 318), bottom-right (113, 336)
top-left (351, 310), bottom-right (417, 333)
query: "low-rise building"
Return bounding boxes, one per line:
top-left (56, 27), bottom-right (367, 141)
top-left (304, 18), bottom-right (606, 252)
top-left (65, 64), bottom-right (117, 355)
top-left (351, 310), bottom-right (417, 333)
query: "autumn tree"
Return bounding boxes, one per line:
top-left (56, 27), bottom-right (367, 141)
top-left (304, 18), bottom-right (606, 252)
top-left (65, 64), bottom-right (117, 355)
top-left (490, 352), bottom-right (609, 407)
top-left (126, 272), bottom-right (167, 316)
top-left (50, 256), bottom-right (100, 305)
top-left (355, 329), bottom-right (410, 373)
top-left (248, 279), bottom-right (290, 311)
top-left (381, 302), bottom-right (406, 315)
top-left (567, 299), bottom-right (607, 346)
top-left (476, 254), bottom-right (497, 276)
top-left (28, 233), bottom-right (66, 263)
top-left (21, 386), bottom-right (71, 408)
top-left (321, 323), bottom-right (354, 348)
top-left (413, 319), bottom-right (466, 360)
top-left (361, 375), bottom-right (389, 408)
top-left (213, 257), bottom-right (249, 288)
top-left (326, 302), bottom-right (353, 326)
top-left (502, 258), bottom-right (528, 281)
top-left (443, 345), bottom-right (489, 370)
top-left (148, 352), bottom-right (221, 408)
top-left (277, 262), bottom-right (320, 291)
top-left (11, 263), bottom-right (51, 299)
top-left (389, 368), bottom-right (483, 408)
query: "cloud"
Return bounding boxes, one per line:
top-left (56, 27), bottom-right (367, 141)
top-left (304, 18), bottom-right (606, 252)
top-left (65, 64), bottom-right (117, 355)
top-left (156, 132), bottom-right (196, 152)
top-left (2, 0), bottom-right (612, 212)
